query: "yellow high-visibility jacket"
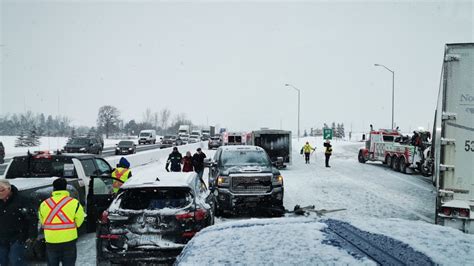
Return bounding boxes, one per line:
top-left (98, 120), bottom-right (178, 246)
top-left (302, 144), bottom-right (314, 153)
top-left (112, 167), bottom-right (131, 193)
top-left (39, 190), bottom-right (84, 244)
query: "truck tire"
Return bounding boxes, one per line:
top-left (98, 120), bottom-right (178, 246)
top-left (392, 155), bottom-right (399, 171)
top-left (358, 151), bottom-right (367, 163)
top-left (387, 155), bottom-right (393, 169)
top-left (384, 154), bottom-right (390, 165)
top-left (400, 157), bottom-right (408, 174)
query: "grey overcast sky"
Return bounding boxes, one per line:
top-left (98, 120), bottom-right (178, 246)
top-left (1, 0), bottom-right (472, 133)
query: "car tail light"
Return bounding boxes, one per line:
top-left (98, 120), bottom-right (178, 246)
top-left (100, 211), bottom-right (109, 224)
top-left (176, 209), bottom-right (207, 221)
top-left (441, 207), bottom-right (452, 216)
top-left (99, 234), bottom-right (121, 240)
top-left (458, 208), bottom-right (470, 218)
top-left (182, 231), bottom-right (196, 238)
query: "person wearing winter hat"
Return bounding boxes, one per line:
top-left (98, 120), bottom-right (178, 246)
top-left (39, 178), bottom-right (84, 266)
top-left (0, 179), bottom-right (37, 266)
top-left (112, 157), bottom-right (132, 193)
top-left (192, 148), bottom-right (207, 180)
top-left (182, 151), bottom-right (194, 172)
top-left (323, 139), bottom-right (333, 167)
top-left (166, 147), bottom-right (183, 172)
top-left (301, 142), bottom-right (315, 164)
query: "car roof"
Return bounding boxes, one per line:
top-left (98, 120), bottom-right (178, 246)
top-left (13, 152), bottom-right (98, 160)
top-left (220, 145), bottom-right (263, 152)
top-left (121, 172), bottom-right (197, 189)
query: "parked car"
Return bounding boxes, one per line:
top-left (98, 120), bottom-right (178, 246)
top-left (1, 151), bottom-right (116, 259)
top-left (205, 145), bottom-right (284, 216)
top-left (64, 137), bottom-right (103, 154)
top-left (188, 135), bottom-right (200, 143)
top-left (115, 141), bottom-right (136, 155)
top-left (161, 135), bottom-right (183, 148)
top-left (138, 129), bottom-right (157, 145)
top-left (208, 136), bottom-right (222, 150)
top-left (0, 141), bottom-right (4, 164)
top-left (95, 172), bottom-right (216, 265)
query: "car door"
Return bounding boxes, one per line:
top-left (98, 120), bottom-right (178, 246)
top-left (86, 176), bottom-right (123, 232)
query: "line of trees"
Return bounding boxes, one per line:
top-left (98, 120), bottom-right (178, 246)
top-left (307, 122), bottom-right (345, 139)
top-left (0, 106), bottom-right (198, 143)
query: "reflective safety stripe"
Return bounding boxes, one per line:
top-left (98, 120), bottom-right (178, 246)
top-left (43, 223), bottom-right (77, 230)
top-left (114, 169), bottom-right (126, 178)
top-left (43, 196), bottom-right (76, 230)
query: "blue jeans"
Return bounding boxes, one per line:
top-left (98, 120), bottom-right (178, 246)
top-left (46, 240), bottom-right (77, 266)
top-left (0, 240), bottom-right (26, 266)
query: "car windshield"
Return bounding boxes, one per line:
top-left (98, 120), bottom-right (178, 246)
top-left (119, 188), bottom-right (192, 210)
top-left (68, 138), bottom-right (89, 145)
top-left (6, 156), bottom-right (77, 178)
top-left (140, 133), bottom-right (151, 137)
top-left (118, 141), bottom-right (134, 147)
top-left (163, 135), bottom-right (174, 139)
top-left (221, 150), bottom-right (270, 167)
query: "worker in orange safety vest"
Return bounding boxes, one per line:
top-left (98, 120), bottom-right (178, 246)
top-left (112, 157), bottom-right (132, 193)
top-left (39, 178), bottom-right (84, 266)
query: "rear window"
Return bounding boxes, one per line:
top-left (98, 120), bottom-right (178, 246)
top-left (119, 188), bottom-right (192, 210)
top-left (140, 133), bottom-right (151, 137)
top-left (6, 156), bottom-right (77, 178)
top-left (228, 136), bottom-right (242, 143)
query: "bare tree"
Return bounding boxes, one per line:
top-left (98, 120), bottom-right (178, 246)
top-left (159, 108), bottom-right (171, 134)
top-left (97, 105), bottom-right (120, 138)
top-left (153, 112), bottom-right (159, 130)
top-left (142, 108), bottom-right (153, 125)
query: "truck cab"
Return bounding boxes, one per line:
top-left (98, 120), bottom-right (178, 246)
top-left (358, 129), bottom-right (400, 163)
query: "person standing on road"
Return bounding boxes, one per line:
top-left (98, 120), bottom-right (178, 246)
top-left (166, 147), bottom-right (183, 172)
top-left (192, 148), bottom-right (207, 180)
top-left (182, 151), bottom-right (194, 172)
top-left (324, 140), bottom-right (333, 167)
top-left (39, 178), bottom-right (85, 266)
top-left (0, 179), bottom-right (37, 266)
top-left (112, 157), bottom-right (132, 193)
top-left (301, 142), bottom-right (315, 164)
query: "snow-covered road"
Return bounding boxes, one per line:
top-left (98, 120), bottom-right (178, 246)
top-left (67, 138), bottom-right (452, 265)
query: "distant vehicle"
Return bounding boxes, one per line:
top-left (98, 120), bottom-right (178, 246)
top-left (161, 135), bottom-right (183, 148)
top-left (0, 141), bottom-right (4, 164)
top-left (208, 136), bottom-right (222, 150)
top-left (433, 43), bottom-right (474, 234)
top-left (201, 126), bottom-right (215, 141)
top-left (188, 135), bottom-right (200, 143)
top-left (223, 132), bottom-right (246, 145)
top-left (115, 141), bottom-right (136, 155)
top-left (249, 129), bottom-right (292, 169)
top-left (1, 151), bottom-right (116, 259)
top-left (138, 129), bottom-right (157, 145)
top-left (64, 137), bottom-right (103, 154)
top-left (180, 134), bottom-right (190, 144)
top-left (205, 145), bottom-right (284, 216)
top-left (178, 125), bottom-right (191, 136)
top-left (357, 128), bottom-right (432, 175)
top-left (95, 172), bottom-right (216, 265)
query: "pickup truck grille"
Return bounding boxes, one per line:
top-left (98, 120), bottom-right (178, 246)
top-left (231, 175), bottom-right (272, 194)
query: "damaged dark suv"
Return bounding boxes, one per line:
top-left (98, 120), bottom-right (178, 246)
top-left (95, 172), bottom-right (215, 265)
top-left (206, 145), bottom-right (284, 216)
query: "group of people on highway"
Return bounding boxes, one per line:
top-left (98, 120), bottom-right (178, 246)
top-left (166, 147), bottom-right (207, 179)
top-left (0, 156), bottom-right (133, 266)
top-left (301, 139), bottom-right (333, 167)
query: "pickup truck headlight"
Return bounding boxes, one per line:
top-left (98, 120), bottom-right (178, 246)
top-left (272, 175), bottom-right (283, 186)
top-left (128, 148), bottom-right (133, 150)
top-left (80, 148), bottom-right (86, 151)
top-left (217, 176), bottom-right (229, 186)
top-left (116, 147), bottom-right (120, 150)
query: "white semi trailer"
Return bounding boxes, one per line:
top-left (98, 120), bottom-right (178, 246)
top-left (433, 43), bottom-right (474, 233)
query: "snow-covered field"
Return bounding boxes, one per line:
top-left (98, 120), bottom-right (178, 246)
top-left (29, 137), bottom-right (473, 265)
top-left (0, 135), bottom-right (135, 159)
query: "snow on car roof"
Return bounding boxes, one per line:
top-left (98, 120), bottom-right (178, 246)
top-left (176, 217), bottom-right (372, 265)
top-left (121, 171), bottom-right (197, 189)
top-left (220, 145), bottom-right (263, 152)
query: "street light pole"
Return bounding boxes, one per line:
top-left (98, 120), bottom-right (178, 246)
top-left (285, 83), bottom-right (300, 141)
top-left (374, 64), bottom-right (395, 129)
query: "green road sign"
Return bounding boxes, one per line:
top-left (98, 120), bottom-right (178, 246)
top-left (323, 128), bottom-right (333, 140)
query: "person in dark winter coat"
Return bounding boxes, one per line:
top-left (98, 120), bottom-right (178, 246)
top-left (0, 179), bottom-right (37, 266)
top-left (192, 148), bottom-right (207, 179)
top-left (323, 140), bottom-right (333, 167)
top-left (166, 147), bottom-right (183, 172)
top-left (182, 151), bottom-right (194, 172)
